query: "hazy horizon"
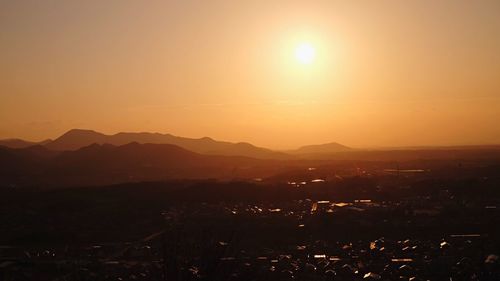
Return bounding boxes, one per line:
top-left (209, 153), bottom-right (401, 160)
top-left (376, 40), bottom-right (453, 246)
top-left (1, 0), bottom-right (500, 148)
top-left (2, 127), bottom-right (500, 151)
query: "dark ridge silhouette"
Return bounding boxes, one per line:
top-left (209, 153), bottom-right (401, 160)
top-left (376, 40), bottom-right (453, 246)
top-left (43, 129), bottom-right (289, 159)
top-left (291, 142), bottom-right (352, 154)
top-left (0, 143), bottom-right (287, 187)
top-left (0, 145), bottom-right (58, 186)
top-left (1, 142), bottom-right (500, 188)
top-left (0, 145), bottom-right (57, 165)
top-left (289, 148), bottom-right (500, 161)
top-left (0, 138), bottom-right (52, 149)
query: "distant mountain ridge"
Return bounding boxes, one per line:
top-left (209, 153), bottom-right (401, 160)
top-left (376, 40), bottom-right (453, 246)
top-left (43, 129), bottom-right (289, 159)
top-left (0, 129), bottom-right (355, 159)
top-left (0, 138), bottom-right (51, 149)
top-left (291, 142), bottom-right (352, 154)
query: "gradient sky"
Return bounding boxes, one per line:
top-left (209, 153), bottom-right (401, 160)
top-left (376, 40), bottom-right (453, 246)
top-left (1, 0), bottom-right (499, 149)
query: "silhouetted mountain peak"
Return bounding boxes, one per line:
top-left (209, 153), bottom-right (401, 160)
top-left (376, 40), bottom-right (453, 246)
top-left (292, 142), bottom-right (351, 154)
top-left (235, 142), bottom-right (256, 148)
top-left (61, 129), bottom-right (105, 138)
top-left (45, 129), bottom-right (108, 151)
top-left (199, 136), bottom-right (215, 142)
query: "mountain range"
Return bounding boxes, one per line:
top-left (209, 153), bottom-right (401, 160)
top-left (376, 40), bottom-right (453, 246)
top-left (1, 130), bottom-right (500, 187)
top-left (0, 129), bottom-right (352, 158)
top-left (0, 129), bottom-right (353, 187)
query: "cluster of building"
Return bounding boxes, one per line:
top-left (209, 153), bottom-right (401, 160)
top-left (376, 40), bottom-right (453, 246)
top-left (2, 196), bottom-right (499, 280)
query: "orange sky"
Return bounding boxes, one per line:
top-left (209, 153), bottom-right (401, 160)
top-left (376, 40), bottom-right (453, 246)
top-left (1, 0), bottom-right (499, 149)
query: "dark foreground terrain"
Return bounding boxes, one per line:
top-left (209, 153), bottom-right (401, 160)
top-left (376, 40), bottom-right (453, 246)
top-left (1, 157), bottom-right (500, 281)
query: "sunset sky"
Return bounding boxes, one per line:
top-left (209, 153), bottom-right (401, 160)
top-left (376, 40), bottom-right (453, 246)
top-left (1, 0), bottom-right (499, 149)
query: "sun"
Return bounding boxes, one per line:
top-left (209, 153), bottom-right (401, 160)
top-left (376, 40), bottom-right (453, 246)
top-left (295, 42), bottom-right (316, 64)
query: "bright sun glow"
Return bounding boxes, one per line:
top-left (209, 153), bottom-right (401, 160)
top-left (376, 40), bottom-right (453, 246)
top-left (295, 43), bottom-right (316, 64)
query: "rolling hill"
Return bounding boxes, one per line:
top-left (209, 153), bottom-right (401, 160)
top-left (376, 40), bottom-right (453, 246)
top-left (291, 142), bottom-right (352, 154)
top-left (0, 142), bottom-right (283, 187)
